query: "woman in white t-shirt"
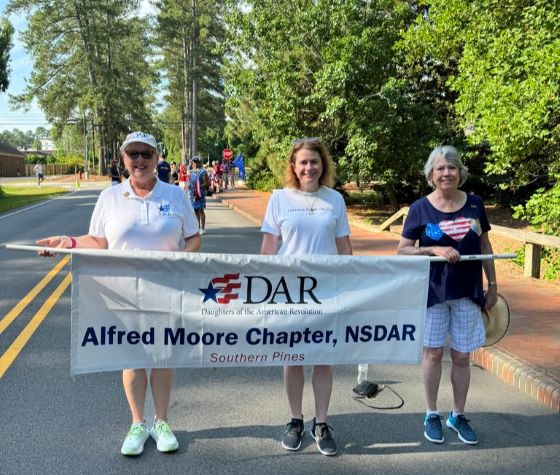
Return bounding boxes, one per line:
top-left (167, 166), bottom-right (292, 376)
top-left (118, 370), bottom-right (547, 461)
top-left (36, 132), bottom-right (201, 457)
top-left (260, 138), bottom-right (352, 456)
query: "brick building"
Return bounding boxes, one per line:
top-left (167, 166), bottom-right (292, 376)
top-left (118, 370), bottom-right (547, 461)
top-left (0, 142), bottom-right (26, 177)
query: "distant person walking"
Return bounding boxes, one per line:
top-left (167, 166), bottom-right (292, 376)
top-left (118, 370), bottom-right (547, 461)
top-left (228, 161), bottom-right (236, 190)
top-left (178, 162), bottom-right (188, 189)
top-left (170, 162), bottom-right (179, 185)
top-left (211, 161), bottom-right (222, 193)
top-left (109, 160), bottom-right (121, 186)
top-left (157, 154), bottom-right (171, 183)
top-left (188, 156), bottom-right (210, 234)
top-left (33, 161), bottom-right (44, 186)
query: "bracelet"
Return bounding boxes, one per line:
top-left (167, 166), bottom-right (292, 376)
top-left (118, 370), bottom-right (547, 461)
top-left (69, 236), bottom-right (77, 249)
top-left (417, 247), bottom-right (425, 256)
top-left (488, 282), bottom-right (497, 286)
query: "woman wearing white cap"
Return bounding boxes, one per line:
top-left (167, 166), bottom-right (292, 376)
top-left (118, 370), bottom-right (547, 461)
top-left (397, 145), bottom-right (497, 446)
top-left (36, 131), bottom-right (201, 456)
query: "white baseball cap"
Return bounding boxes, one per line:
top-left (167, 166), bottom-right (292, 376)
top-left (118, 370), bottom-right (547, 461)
top-left (120, 131), bottom-right (157, 152)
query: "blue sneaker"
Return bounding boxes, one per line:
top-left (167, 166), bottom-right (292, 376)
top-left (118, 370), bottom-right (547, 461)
top-left (423, 414), bottom-right (444, 444)
top-left (446, 413), bottom-right (478, 444)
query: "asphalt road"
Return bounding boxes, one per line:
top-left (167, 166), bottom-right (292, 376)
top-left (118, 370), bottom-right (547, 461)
top-left (0, 188), bottom-right (558, 475)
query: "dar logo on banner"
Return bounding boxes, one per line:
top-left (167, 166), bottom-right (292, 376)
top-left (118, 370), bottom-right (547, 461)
top-left (199, 273), bottom-right (241, 303)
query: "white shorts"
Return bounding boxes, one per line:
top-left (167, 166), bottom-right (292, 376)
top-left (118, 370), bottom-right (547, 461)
top-left (424, 297), bottom-right (485, 353)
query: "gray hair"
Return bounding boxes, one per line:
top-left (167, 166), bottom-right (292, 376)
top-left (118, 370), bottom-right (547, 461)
top-left (424, 145), bottom-right (468, 188)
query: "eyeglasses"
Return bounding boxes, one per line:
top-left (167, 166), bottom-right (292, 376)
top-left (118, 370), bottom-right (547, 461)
top-left (292, 137), bottom-right (321, 145)
top-left (125, 150), bottom-right (154, 159)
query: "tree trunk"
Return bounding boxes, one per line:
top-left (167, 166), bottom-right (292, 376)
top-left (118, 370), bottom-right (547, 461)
top-left (191, 0), bottom-right (197, 156)
top-left (385, 183), bottom-right (400, 212)
top-left (182, 33), bottom-right (191, 162)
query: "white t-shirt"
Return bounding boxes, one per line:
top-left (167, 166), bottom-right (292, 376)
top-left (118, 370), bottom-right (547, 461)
top-left (261, 186), bottom-right (350, 255)
top-left (89, 178), bottom-right (199, 251)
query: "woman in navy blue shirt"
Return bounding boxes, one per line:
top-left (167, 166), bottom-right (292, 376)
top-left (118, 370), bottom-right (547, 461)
top-left (397, 145), bottom-right (498, 446)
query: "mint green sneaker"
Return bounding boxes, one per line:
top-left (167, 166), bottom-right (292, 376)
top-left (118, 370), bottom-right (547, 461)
top-left (121, 423), bottom-right (149, 456)
top-left (150, 420), bottom-right (179, 453)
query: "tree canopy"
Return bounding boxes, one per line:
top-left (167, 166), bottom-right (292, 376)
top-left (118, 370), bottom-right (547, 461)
top-left (6, 0), bottom-right (155, 171)
top-left (5, 0), bottom-right (559, 235)
top-left (222, 0), bottom-right (463, 205)
top-left (0, 18), bottom-right (14, 92)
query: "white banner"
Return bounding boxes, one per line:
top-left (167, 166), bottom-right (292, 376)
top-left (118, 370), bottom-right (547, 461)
top-left (70, 251), bottom-right (430, 375)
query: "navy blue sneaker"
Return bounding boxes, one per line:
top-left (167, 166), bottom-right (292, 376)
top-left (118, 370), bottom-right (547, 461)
top-left (446, 413), bottom-right (478, 444)
top-left (282, 418), bottom-right (305, 451)
top-left (311, 418), bottom-right (337, 456)
top-left (423, 414), bottom-right (444, 444)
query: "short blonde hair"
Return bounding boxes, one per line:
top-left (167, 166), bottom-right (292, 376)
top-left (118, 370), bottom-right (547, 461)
top-left (424, 145), bottom-right (468, 188)
top-left (284, 138), bottom-right (335, 189)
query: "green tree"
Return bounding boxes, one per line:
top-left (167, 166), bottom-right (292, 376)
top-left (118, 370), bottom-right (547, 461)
top-left (0, 18), bottom-right (14, 92)
top-left (154, 0), bottom-right (227, 163)
top-left (0, 127), bottom-right (47, 149)
top-left (7, 0), bottom-right (156, 173)
top-left (400, 0), bottom-right (560, 203)
top-left (223, 0), bottom-right (450, 205)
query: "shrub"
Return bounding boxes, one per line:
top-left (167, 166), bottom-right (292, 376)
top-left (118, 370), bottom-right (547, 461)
top-left (345, 190), bottom-right (385, 207)
top-left (513, 181), bottom-right (560, 236)
top-left (246, 167), bottom-right (281, 192)
top-left (514, 178), bottom-right (560, 279)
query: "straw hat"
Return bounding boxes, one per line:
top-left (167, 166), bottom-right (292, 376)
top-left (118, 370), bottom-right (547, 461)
top-left (482, 293), bottom-right (510, 346)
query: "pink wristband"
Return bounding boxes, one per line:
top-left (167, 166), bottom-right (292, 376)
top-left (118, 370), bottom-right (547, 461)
top-left (69, 237), bottom-right (77, 249)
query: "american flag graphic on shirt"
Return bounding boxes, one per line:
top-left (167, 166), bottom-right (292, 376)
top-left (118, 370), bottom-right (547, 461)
top-left (425, 217), bottom-right (481, 242)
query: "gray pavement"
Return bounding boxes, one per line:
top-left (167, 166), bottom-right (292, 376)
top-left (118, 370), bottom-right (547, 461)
top-left (0, 190), bottom-right (558, 474)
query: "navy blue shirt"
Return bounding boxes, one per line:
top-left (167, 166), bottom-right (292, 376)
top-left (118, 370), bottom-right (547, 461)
top-left (402, 194), bottom-right (491, 308)
top-left (157, 160), bottom-right (171, 183)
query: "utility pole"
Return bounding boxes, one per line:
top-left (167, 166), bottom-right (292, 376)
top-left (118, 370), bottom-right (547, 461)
top-left (83, 115), bottom-right (89, 179)
top-left (180, 0), bottom-right (198, 163)
top-left (191, 0), bottom-right (198, 157)
top-left (182, 32), bottom-right (191, 162)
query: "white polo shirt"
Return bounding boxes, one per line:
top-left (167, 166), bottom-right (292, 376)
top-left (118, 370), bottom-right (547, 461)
top-left (89, 178), bottom-right (199, 251)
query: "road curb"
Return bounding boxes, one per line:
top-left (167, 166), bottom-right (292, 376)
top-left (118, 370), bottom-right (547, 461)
top-left (472, 347), bottom-right (560, 412)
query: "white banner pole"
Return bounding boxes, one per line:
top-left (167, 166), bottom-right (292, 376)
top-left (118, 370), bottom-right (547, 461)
top-left (429, 253), bottom-right (517, 262)
top-left (5, 244), bottom-right (518, 262)
top-left (6, 244), bottom-right (75, 254)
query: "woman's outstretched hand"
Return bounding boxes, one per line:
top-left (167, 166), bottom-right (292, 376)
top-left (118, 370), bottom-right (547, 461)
top-left (35, 236), bottom-right (72, 256)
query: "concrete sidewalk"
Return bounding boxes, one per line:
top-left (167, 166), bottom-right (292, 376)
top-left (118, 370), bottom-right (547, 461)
top-left (214, 187), bottom-right (560, 412)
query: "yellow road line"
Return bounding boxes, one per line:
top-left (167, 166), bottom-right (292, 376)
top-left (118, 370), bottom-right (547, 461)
top-left (0, 272), bottom-right (72, 379)
top-left (0, 255), bottom-right (70, 335)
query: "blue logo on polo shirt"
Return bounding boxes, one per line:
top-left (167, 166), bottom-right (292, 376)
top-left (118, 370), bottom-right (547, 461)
top-left (159, 204), bottom-right (172, 216)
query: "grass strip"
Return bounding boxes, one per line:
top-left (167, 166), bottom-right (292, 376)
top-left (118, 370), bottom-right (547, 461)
top-left (0, 186), bottom-right (68, 214)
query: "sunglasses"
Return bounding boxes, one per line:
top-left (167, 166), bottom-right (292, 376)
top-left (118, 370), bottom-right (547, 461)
top-left (292, 137), bottom-right (321, 145)
top-left (125, 150), bottom-right (154, 159)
